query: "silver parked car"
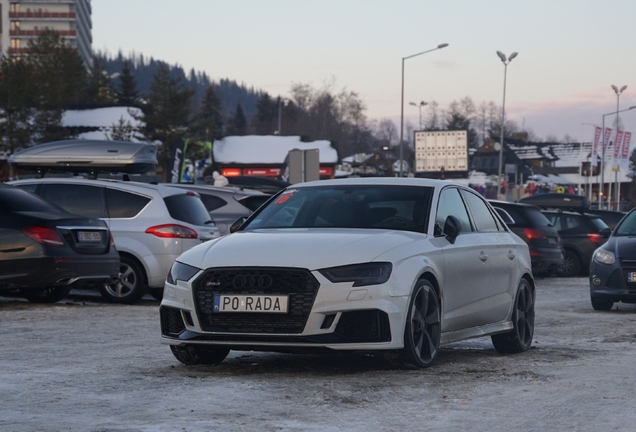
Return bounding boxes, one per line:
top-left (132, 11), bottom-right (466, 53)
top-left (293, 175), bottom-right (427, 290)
top-left (160, 178), bottom-right (534, 368)
top-left (9, 177), bottom-right (220, 303)
top-left (163, 184), bottom-right (271, 236)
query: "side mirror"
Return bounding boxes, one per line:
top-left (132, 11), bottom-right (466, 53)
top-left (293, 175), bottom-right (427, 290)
top-left (599, 227), bottom-right (611, 238)
top-left (230, 217), bottom-right (248, 234)
top-left (443, 215), bottom-right (462, 244)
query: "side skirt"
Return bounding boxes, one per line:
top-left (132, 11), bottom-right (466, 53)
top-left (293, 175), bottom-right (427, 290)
top-left (441, 321), bottom-right (513, 345)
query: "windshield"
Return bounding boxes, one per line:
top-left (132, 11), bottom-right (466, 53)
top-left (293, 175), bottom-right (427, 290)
top-left (614, 211), bottom-right (636, 236)
top-left (242, 185), bottom-right (434, 233)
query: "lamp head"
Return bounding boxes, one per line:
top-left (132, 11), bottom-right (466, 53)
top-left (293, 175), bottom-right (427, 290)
top-left (437, 43), bottom-right (449, 49)
top-left (421, 101), bottom-right (428, 106)
top-left (620, 85), bottom-right (628, 93)
top-left (496, 51), bottom-right (506, 62)
top-left (409, 102), bottom-right (417, 106)
top-left (508, 52), bottom-right (518, 61)
top-left (612, 85), bottom-right (619, 94)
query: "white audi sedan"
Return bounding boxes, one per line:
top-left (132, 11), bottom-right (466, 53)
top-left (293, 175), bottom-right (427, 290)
top-left (160, 178), bottom-right (534, 368)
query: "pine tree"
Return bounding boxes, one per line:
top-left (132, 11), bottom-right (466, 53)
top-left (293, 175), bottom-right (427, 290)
top-left (192, 85), bottom-right (224, 141)
top-left (116, 61), bottom-right (139, 105)
top-left (140, 64), bottom-right (194, 173)
top-left (252, 93), bottom-right (278, 134)
top-left (227, 103), bottom-right (247, 136)
top-left (85, 57), bottom-right (113, 104)
top-left (0, 57), bottom-right (36, 153)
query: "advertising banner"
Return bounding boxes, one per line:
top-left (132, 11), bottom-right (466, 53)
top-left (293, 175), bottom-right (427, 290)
top-left (622, 132), bottom-right (632, 170)
top-left (592, 126), bottom-right (602, 167)
top-left (603, 127), bottom-right (613, 155)
top-left (613, 131), bottom-right (624, 169)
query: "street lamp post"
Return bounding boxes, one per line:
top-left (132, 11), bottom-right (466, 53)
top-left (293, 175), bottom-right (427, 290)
top-left (399, 43), bottom-right (448, 177)
top-left (496, 51), bottom-right (518, 199)
top-left (611, 85), bottom-right (627, 210)
top-left (276, 97), bottom-right (289, 135)
top-left (409, 101), bottom-right (428, 130)
top-left (599, 86), bottom-right (628, 209)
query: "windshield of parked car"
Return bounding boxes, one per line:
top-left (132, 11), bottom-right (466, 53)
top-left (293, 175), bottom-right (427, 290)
top-left (242, 185), bottom-right (434, 233)
top-left (614, 211), bottom-right (636, 236)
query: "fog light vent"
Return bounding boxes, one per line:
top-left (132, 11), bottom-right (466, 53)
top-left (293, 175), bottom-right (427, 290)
top-left (593, 277), bottom-right (601, 286)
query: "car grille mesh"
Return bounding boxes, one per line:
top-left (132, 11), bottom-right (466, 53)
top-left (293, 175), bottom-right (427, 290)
top-left (619, 259), bottom-right (636, 293)
top-left (192, 267), bottom-right (319, 333)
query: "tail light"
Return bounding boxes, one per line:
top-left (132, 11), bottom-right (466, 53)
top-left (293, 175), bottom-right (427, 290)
top-left (522, 228), bottom-right (546, 240)
top-left (109, 233), bottom-right (117, 250)
top-left (587, 233), bottom-right (606, 244)
top-left (22, 226), bottom-right (65, 246)
top-left (145, 224), bottom-right (198, 239)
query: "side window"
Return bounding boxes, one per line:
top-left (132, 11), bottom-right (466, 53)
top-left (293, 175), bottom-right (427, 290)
top-left (564, 216), bottom-right (581, 230)
top-left (199, 194), bottom-right (227, 212)
top-left (14, 183), bottom-right (38, 193)
top-left (461, 190), bottom-right (501, 232)
top-left (106, 188), bottom-right (151, 218)
top-left (546, 214), bottom-right (561, 230)
top-left (435, 188), bottom-right (472, 236)
top-left (40, 184), bottom-right (105, 218)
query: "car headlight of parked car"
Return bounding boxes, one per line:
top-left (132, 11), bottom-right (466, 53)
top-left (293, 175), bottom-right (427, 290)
top-left (167, 261), bottom-right (201, 284)
top-left (593, 248), bottom-right (615, 265)
top-left (319, 262), bottom-right (392, 287)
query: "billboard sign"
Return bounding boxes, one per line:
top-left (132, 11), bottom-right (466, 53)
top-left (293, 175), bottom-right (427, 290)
top-left (414, 130), bottom-right (468, 173)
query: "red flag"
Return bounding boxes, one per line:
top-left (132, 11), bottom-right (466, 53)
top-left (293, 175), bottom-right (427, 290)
top-left (592, 126), bottom-right (602, 167)
top-left (621, 131), bottom-right (632, 170)
top-left (613, 131), bottom-right (624, 168)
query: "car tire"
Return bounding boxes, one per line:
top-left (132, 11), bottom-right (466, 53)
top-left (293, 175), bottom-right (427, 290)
top-left (491, 279), bottom-right (535, 354)
top-left (99, 255), bottom-right (148, 304)
top-left (555, 250), bottom-right (582, 277)
top-left (591, 298), bottom-right (614, 311)
top-left (400, 279), bottom-right (441, 368)
top-left (170, 344), bottom-right (230, 365)
top-left (20, 286), bottom-right (72, 303)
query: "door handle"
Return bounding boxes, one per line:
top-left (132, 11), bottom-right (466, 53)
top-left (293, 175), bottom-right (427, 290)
top-left (508, 250), bottom-right (516, 260)
top-left (479, 252), bottom-right (488, 262)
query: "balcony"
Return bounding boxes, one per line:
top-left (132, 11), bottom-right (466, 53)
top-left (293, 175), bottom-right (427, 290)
top-left (9, 12), bottom-right (76, 19)
top-left (10, 30), bottom-right (77, 37)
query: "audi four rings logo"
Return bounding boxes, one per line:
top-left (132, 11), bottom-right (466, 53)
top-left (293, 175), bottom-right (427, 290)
top-left (232, 274), bottom-right (273, 288)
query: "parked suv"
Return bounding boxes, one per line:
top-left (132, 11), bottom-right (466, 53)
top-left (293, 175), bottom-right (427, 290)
top-left (541, 210), bottom-right (610, 277)
top-left (489, 200), bottom-right (564, 275)
top-left (164, 184), bottom-right (271, 236)
top-left (9, 177), bottom-right (220, 303)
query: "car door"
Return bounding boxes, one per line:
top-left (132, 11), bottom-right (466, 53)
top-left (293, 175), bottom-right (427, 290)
top-left (461, 189), bottom-right (517, 323)
top-left (435, 187), bottom-right (491, 332)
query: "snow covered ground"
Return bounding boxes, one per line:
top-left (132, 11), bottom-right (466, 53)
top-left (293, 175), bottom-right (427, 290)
top-left (1, 276), bottom-right (635, 431)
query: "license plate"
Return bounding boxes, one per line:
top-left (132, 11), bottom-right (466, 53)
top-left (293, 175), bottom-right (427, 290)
top-left (628, 272), bottom-right (636, 283)
top-left (213, 294), bottom-right (288, 313)
top-left (77, 231), bottom-right (102, 242)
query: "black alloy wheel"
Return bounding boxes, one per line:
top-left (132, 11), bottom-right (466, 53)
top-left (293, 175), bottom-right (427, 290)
top-left (20, 286), bottom-right (72, 303)
top-left (492, 279), bottom-right (535, 354)
top-left (555, 250), bottom-right (582, 277)
top-left (400, 279), bottom-right (441, 368)
top-left (99, 255), bottom-right (148, 304)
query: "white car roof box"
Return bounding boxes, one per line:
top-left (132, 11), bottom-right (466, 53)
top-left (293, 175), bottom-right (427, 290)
top-left (518, 193), bottom-right (591, 212)
top-left (8, 140), bottom-right (158, 176)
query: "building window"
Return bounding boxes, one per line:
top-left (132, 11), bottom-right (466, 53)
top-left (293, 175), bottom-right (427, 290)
top-left (10, 3), bottom-right (20, 13)
top-left (10, 39), bottom-right (20, 49)
top-left (11, 21), bottom-right (21, 30)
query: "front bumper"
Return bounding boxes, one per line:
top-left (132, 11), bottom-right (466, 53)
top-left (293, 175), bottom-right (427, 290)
top-left (589, 260), bottom-right (636, 304)
top-left (160, 267), bottom-right (408, 351)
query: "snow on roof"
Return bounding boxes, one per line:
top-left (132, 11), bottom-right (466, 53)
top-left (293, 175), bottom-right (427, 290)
top-left (213, 135), bottom-right (338, 164)
top-left (62, 107), bottom-right (143, 128)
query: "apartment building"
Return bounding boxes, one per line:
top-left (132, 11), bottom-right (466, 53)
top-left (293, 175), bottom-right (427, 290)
top-left (0, 0), bottom-right (92, 67)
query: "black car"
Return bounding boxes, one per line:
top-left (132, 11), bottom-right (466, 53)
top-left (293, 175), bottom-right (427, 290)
top-left (489, 200), bottom-right (564, 275)
top-left (587, 209), bottom-right (627, 230)
top-left (0, 185), bottom-right (120, 303)
top-left (541, 209), bottom-right (610, 277)
top-left (589, 208), bottom-right (636, 310)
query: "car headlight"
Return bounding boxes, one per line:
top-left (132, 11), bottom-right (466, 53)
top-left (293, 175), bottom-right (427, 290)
top-left (593, 248), bottom-right (615, 265)
top-left (166, 262), bottom-right (201, 284)
top-left (318, 262), bottom-right (392, 287)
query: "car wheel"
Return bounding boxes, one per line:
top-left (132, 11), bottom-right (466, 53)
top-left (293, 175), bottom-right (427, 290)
top-left (20, 286), bottom-right (72, 303)
top-left (170, 344), bottom-right (230, 365)
top-left (555, 250), bottom-right (582, 277)
top-left (99, 256), bottom-right (148, 304)
top-left (491, 279), bottom-right (535, 354)
top-left (400, 279), bottom-right (441, 368)
top-left (591, 298), bottom-right (614, 311)
top-left (149, 288), bottom-right (163, 301)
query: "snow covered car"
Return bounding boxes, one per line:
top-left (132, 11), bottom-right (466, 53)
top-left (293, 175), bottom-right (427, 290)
top-left (160, 178), bottom-right (535, 368)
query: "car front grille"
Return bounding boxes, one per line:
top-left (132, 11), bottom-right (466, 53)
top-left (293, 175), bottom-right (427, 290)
top-left (619, 259), bottom-right (636, 293)
top-left (192, 267), bottom-right (320, 334)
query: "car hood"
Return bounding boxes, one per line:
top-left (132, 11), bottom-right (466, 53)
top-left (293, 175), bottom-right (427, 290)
top-left (606, 236), bottom-right (636, 257)
top-left (178, 228), bottom-right (424, 270)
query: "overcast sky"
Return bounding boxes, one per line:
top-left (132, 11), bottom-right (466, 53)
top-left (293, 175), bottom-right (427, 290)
top-left (92, 0), bottom-right (636, 143)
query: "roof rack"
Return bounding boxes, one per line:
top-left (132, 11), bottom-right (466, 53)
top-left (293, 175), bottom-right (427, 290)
top-left (518, 193), bottom-right (591, 213)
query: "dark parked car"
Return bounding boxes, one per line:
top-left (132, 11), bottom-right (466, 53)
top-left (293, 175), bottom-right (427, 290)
top-left (217, 176), bottom-right (290, 194)
top-left (541, 210), bottom-right (610, 277)
top-left (0, 184), bottom-right (120, 303)
top-left (587, 209), bottom-right (626, 230)
top-left (489, 200), bottom-right (564, 275)
top-left (589, 208), bottom-right (636, 310)
top-left (164, 184), bottom-right (271, 236)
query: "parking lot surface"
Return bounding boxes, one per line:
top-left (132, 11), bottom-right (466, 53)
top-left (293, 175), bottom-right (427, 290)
top-left (2, 277), bottom-right (636, 431)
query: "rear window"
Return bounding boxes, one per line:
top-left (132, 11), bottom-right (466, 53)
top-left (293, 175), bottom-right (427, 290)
top-left (239, 195), bottom-right (271, 212)
top-left (106, 188), bottom-right (151, 218)
top-left (199, 194), bottom-right (228, 212)
top-left (523, 207), bottom-right (553, 227)
top-left (1, 187), bottom-right (65, 213)
top-left (164, 194), bottom-right (212, 226)
top-left (589, 217), bottom-right (609, 231)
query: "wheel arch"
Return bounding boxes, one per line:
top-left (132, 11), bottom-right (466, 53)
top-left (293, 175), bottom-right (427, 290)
top-left (117, 251), bottom-right (148, 286)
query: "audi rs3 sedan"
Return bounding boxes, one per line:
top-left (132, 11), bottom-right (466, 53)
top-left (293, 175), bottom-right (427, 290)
top-left (589, 208), bottom-right (636, 311)
top-left (160, 178), bottom-right (535, 368)
top-left (0, 184), bottom-right (119, 303)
